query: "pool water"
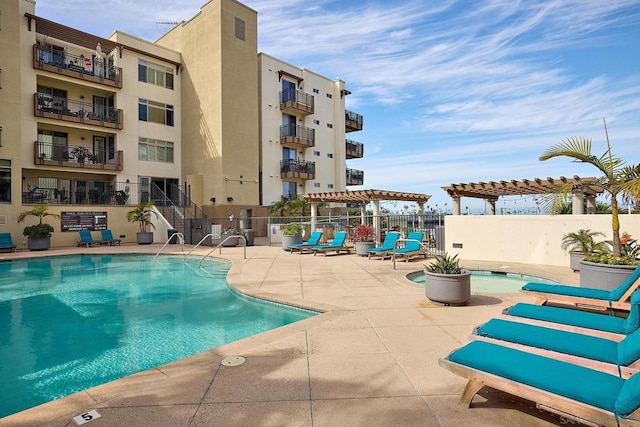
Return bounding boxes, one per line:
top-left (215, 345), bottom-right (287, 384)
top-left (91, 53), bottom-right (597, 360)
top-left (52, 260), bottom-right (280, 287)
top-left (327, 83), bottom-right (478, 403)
top-left (407, 270), bottom-right (557, 293)
top-left (0, 254), bottom-right (315, 417)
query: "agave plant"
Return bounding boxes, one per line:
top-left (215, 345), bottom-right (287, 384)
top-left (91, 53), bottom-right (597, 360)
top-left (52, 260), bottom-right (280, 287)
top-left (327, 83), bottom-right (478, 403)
top-left (425, 252), bottom-right (462, 275)
top-left (540, 118), bottom-right (640, 258)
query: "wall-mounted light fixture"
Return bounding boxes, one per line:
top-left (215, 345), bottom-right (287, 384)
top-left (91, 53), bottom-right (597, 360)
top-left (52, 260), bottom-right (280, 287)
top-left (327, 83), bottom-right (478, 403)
top-left (80, 136), bottom-right (85, 140)
top-left (210, 197), bottom-right (216, 203)
top-left (227, 196), bottom-right (234, 202)
top-left (79, 95), bottom-right (85, 100)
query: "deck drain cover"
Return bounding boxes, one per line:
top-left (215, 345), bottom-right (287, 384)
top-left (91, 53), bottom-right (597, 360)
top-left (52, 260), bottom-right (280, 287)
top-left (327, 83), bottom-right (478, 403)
top-left (221, 356), bottom-right (246, 367)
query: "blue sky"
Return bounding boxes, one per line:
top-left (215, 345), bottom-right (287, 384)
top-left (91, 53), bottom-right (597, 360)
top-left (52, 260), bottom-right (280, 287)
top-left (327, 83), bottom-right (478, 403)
top-left (36, 0), bottom-right (640, 212)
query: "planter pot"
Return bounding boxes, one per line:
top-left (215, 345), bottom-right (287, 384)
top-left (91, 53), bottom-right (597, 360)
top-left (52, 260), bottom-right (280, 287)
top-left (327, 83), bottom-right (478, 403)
top-left (355, 241), bottom-right (375, 256)
top-left (221, 233), bottom-right (240, 247)
top-left (27, 237), bottom-right (51, 251)
top-left (569, 251), bottom-right (585, 272)
top-left (579, 260), bottom-right (637, 290)
top-left (424, 269), bottom-right (471, 306)
top-left (282, 235), bottom-right (302, 251)
top-left (136, 232), bottom-right (154, 245)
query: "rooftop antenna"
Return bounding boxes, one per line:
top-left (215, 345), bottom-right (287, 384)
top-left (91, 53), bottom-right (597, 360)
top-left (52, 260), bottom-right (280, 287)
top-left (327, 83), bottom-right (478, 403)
top-left (155, 17), bottom-right (181, 30)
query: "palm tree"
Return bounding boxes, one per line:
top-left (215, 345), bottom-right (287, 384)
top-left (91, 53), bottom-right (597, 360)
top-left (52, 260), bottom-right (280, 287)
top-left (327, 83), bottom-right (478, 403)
top-left (540, 119), bottom-right (640, 257)
top-left (126, 201), bottom-right (157, 232)
top-left (561, 229), bottom-right (607, 254)
top-left (17, 204), bottom-right (61, 225)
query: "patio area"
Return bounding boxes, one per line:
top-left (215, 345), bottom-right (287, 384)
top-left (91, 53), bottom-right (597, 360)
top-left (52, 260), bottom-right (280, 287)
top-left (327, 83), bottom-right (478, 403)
top-left (2, 243), bottom-right (579, 426)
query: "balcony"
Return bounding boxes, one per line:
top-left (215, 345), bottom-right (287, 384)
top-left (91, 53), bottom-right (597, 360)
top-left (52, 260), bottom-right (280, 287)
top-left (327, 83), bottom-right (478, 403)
top-left (346, 139), bottom-right (364, 159)
top-left (345, 110), bottom-right (363, 132)
top-left (34, 141), bottom-right (123, 171)
top-left (33, 44), bottom-right (123, 89)
top-left (280, 124), bottom-right (315, 148)
top-left (22, 177), bottom-right (134, 205)
top-left (34, 94), bottom-right (123, 130)
top-left (280, 159), bottom-right (316, 180)
top-left (346, 168), bottom-right (364, 186)
top-left (280, 89), bottom-right (314, 115)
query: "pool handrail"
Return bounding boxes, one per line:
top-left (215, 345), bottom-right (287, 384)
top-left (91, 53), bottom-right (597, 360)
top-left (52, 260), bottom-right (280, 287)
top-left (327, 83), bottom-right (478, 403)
top-left (155, 232), bottom-right (186, 258)
top-left (391, 238), bottom-right (431, 270)
top-left (198, 234), bottom-right (247, 267)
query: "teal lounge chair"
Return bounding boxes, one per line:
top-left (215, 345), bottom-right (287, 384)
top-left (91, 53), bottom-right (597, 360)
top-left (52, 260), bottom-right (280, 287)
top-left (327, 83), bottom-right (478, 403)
top-left (502, 291), bottom-right (640, 337)
top-left (521, 265), bottom-right (640, 311)
top-left (392, 231), bottom-right (429, 262)
top-left (472, 317), bottom-right (640, 377)
top-left (367, 231), bottom-right (401, 259)
top-left (289, 230), bottom-right (323, 254)
top-left (312, 231), bottom-right (351, 256)
top-left (100, 229), bottom-right (121, 246)
top-left (0, 232), bottom-right (16, 253)
top-left (77, 230), bottom-right (101, 247)
top-left (439, 340), bottom-right (640, 426)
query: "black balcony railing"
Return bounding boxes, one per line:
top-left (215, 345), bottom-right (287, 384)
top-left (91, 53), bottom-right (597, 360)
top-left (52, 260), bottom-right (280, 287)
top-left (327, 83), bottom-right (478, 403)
top-left (346, 139), bottom-right (364, 158)
top-left (280, 159), bottom-right (316, 179)
top-left (35, 93), bottom-right (123, 129)
top-left (34, 141), bottom-right (123, 171)
top-left (345, 110), bottom-right (363, 132)
top-left (280, 124), bottom-right (315, 148)
top-left (280, 89), bottom-right (314, 115)
top-left (33, 44), bottom-right (123, 88)
top-left (22, 177), bottom-right (135, 205)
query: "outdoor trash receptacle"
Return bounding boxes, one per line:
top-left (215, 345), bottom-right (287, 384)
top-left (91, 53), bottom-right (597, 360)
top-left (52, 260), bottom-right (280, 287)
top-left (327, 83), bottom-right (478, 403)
top-left (244, 229), bottom-right (255, 246)
top-left (167, 229), bottom-right (178, 244)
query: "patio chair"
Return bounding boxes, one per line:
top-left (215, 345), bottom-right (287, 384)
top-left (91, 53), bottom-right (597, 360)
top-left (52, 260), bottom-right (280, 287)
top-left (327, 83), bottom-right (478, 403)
top-left (100, 229), bottom-right (121, 246)
top-left (367, 231), bottom-right (401, 260)
top-left (77, 230), bottom-right (101, 247)
top-left (289, 230), bottom-right (323, 254)
top-left (521, 265), bottom-right (640, 311)
top-left (471, 317), bottom-right (640, 378)
top-left (0, 232), bottom-right (16, 253)
top-left (439, 340), bottom-right (640, 426)
top-left (500, 291), bottom-right (640, 339)
top-left (311, 231), bottom-right (351, 256)
top-left (392, 231), bottom-right (429, 262)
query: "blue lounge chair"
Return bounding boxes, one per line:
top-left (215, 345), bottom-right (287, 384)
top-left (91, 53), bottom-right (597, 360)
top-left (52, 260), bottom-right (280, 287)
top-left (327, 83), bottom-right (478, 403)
top-left (392, 231), bottom-right (429, 262)
top-left (522, 265), bottom-right (640, 311)
top-left (472, 317), bottom-right (640, 377)
top-left (77, 230), bottom-right (101, 247)
top-left (502, 291), bottom-right (640, 337)
top-left (289, 230), bottom-right (323, 254)
top-left (0, 232), bottom-right (16, 253)
top-left (439, 340), bottom-right (640, 425)
top-left (100, 229), bottom-right (121, 246)
top-left (311, 231), bottom-right (351, 256)
top-left (367, 231), bottom-right (401, 259)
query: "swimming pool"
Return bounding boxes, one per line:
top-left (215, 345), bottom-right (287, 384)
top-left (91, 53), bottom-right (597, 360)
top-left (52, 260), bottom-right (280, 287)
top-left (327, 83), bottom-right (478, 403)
top-left (407, 270), bottom-right (557, 293)
top-left (0, 254), bottom-right (315, 417)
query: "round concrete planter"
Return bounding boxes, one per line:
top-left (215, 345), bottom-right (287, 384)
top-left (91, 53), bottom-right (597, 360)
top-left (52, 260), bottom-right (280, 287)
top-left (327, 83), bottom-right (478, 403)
top-left (355, 241), bottom-right (375, 256)
top-left (27, 237), bottom-right (50, 251)
top-left (424, 269), bottom-right (471, 306)
top-left (281, 235), bottom-right (302, 251)
top-left (579, 260), bottom-right (637, 290)
top-left (136, 232), bottom-right (154, 245)
top-left (221, 233), bottom-right (240, 247)
top-left (569, 251), bottom-right (586, 272)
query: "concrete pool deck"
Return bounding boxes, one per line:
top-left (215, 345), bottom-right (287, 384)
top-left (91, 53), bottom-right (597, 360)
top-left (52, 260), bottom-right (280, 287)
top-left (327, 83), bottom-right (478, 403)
top-left (2, 243), bottom-right (580, 427)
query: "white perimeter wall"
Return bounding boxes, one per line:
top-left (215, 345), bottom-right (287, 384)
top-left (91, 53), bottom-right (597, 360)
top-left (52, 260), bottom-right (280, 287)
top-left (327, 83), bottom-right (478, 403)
top-left (445, 214), bottom-right (640, 266)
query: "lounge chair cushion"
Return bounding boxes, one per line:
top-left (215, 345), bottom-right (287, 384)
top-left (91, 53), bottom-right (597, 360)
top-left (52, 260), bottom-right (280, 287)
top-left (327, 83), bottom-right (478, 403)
top-left (616, 370), bottom-right (640, 415)
top-left (448, 341), bottom-right (624, 413)
top-left (522, 282), bottom-right (612, 300)
top-left (505, 303), bottom-right (628, 334)
top-left (476, 318), bottom-right (619, 364)
top-left (618, 329), bottom-right (640, 366)
top-left (610, 266), bottom-right (640, 301)
top-left (626, 292), bottom-right (640, 334)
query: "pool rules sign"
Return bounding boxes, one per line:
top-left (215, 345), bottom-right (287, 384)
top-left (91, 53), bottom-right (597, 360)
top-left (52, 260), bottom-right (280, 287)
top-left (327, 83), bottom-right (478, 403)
top-left (61, 211), bottom-right (107, 232)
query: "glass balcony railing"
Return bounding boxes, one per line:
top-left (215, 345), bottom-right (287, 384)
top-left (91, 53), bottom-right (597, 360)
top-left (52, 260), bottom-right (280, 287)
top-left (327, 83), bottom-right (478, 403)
top-left (280, 159), bottom-right (316, 180)
top-left (346, 139), bottom-right (364, 159)
top-left (345, 110), bottom-right (363, 132)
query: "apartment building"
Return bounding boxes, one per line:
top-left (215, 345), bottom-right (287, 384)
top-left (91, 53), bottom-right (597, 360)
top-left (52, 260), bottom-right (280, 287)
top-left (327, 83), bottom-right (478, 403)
top-left (0, 0), bottom-right (364, 247)
top-left (258, 53), bottom-right (364, 207)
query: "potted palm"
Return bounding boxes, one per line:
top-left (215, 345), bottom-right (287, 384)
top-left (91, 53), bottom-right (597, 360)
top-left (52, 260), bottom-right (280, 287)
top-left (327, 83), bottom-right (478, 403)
top-left (561, 229), bottom-right (606, 272)
top-left (126, 201), bottom-right (157, 244)
top-left (18, 204), bottom-right (61, 251)
top-left (220, 227), bottom-right (240, 247)
top-left (352, 224), bottom-right (375, 256)
top-left (424, 252), bottom-right (471, 306)
top-left (281, 223), bottom-right (303, 250)
top-left (540, 119), bottom-right (640, 288)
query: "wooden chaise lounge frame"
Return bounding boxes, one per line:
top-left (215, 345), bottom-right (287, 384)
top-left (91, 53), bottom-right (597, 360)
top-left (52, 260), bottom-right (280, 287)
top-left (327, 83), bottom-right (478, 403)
top-left (439, 357), bottom-right (640, 427)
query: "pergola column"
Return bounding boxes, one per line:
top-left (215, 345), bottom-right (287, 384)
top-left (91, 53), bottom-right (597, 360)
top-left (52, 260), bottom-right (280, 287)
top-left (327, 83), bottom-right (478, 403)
top-left (451, 196), bottom-right (461, 215)
top-left (487, 198), bottom-right (497, 215)
top-left (310, 203), bottom-right (318, 231)
top-left (360, 204), bottom-right (366, 224)
top-left (417, 202), bottom-right (424, 215)
top-left (586, 195), bottom-right (596, 214)
top-left (372, 200), bottom-right (381, 246)
top-left (572, 191), bottom-right (585, 214)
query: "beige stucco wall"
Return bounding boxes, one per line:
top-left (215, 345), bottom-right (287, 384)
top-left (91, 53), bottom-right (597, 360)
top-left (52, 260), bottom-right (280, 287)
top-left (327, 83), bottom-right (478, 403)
top-left (445, 214), bottom-right (640, 267)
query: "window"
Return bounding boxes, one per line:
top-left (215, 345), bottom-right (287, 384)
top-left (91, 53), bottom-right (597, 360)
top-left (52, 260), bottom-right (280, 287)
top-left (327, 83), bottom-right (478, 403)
top-left (327, 123), bottom-right (333, 128)
top-left (38, 129), bottom-right (68, 161)
top-left (138, 98), bottom-right (174, 126)
top-left (327, 184), bottom-right (334, 189)
top-left (313, 120), bottom-right (320, 125)
top-left (313, 182), bottom-right (321, 188)
top-left (138, 138), bottom-right (174, 163)
top-left (0, 159), bottom-right (11, 203)
top-left (138, 60), bottom-right (174, 89)
top-left (313, 151), bottom-right (320, 156)
top-left (283, 181), bottom-right (296, 198)
top-left (235, 17), bottom-right (245, 40)
top-left (327, 153), bottom-right (333, 158)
